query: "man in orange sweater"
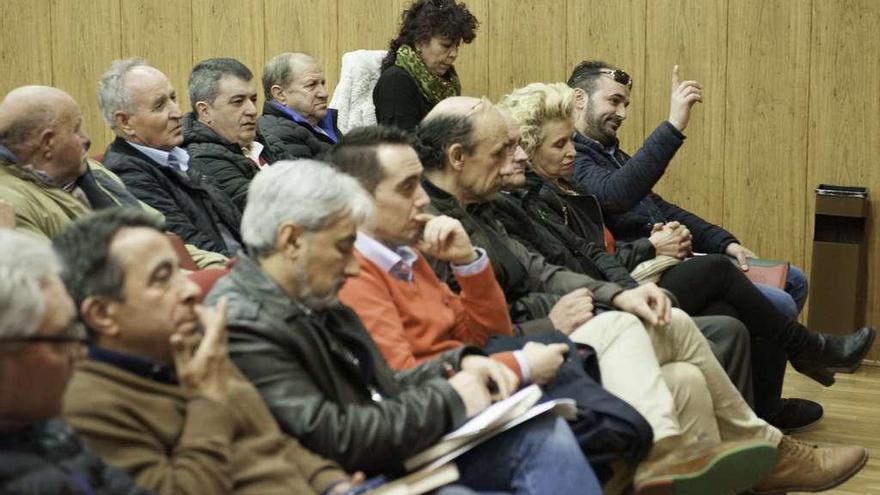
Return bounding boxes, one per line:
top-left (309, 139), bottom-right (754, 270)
top-left (334, 128), bottom-right (570, 386)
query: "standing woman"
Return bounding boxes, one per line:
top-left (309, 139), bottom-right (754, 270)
top-left (373, 0), bottom-right (478, 131)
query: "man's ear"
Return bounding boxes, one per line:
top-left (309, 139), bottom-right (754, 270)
top-left (275, 222), bottom-right (303, 259)
top-left (573, 87), bottom-right (588, 112)
top-left (80, 296), bottom-right (121, 340)
top-left (446, 143), bottom-right (465, 172)
top-left (194, 101), bottom-right (211, 122)
top-left (269, 85), bottom-right (286, 105)
top-left (114, 111), bottom-right (136, 137)
top-left (36, 128), bottom-right (56, 161)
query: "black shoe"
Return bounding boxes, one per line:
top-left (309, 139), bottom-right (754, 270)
top-left (763, 398), bottom-right (824, 434)
top-left (789, 326), bottom-right (876, 386)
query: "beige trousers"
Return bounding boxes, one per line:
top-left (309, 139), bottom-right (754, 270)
top-left (569, 309), bottom-right (782, 446)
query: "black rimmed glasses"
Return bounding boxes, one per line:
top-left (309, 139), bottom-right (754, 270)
top-left (599, 69), bottom-right (633, 89)
top-left (0, 322), bottom-right (89, 350)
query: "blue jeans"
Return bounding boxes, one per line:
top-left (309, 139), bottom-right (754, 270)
top-left (455, 414), bottom-right (601, 495)
top-left (754, 264), bottom-right (808, 319)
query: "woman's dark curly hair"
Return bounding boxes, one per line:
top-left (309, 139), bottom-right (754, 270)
top-left (381, 0), bottom-right (479, 69)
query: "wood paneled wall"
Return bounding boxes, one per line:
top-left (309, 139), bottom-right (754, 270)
top-left (1, 0), bottom-right (878, 359)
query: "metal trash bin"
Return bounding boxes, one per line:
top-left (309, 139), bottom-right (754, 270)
top-left (807, 184), bottom-right (869, 337)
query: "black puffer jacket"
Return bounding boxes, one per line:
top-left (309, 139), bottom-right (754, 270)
top-left (183, 113), bottom-right (288, 211)
top-left (257, 103), bottom-right (340, 160)
top-left (572, 124), bottom-right (738, 253)
top-left (0, 418), bottom-right (152, 495)
top-left (103, 138), bottom-right (242, 256)
top-left (205, 254), bottom-right (472, 475)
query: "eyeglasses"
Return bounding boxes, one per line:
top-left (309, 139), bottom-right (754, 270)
top-left (0, 322), bottom-right (89, 347)
top-left (599, 69), bottom-right (633, 89)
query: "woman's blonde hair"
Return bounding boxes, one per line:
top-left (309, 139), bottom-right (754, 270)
top-left (498, 82), bottom-right (574, 157)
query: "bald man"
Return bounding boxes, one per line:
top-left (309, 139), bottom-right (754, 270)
top-left (98, 58), bottom-right (243, 257)
top-left (0, 86), bottom-right (91, 236)
top-left (258, 52), bottom-right (341, 159)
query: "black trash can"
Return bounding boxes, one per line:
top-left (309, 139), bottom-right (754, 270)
top-left (807, 184), bottom-right (869, 338)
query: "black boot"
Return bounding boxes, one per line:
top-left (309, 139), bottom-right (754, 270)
top-left (789, 326), bottom-right (876, 386)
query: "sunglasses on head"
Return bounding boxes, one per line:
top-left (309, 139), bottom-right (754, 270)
top-left (599, 69), bottom-right (633, 89)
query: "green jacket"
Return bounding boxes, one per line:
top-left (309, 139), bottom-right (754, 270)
top-left (0, 158), bottom-right (226, 268)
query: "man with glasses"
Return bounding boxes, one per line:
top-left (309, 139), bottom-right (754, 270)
top-left (0, 229), bottom-right (151, 494)
top-left (52, 208), bottom-right (362, 495)
top-left (567, 60), bottom-right (820, 432)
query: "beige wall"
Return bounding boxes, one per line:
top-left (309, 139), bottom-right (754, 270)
top-left (2, 0), bottom-right (878, 359)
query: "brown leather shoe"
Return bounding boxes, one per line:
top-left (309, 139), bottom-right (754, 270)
top-left (752, 435), bottom-right (869, 493)
top-left (634, 438), bottom-right (777, 495)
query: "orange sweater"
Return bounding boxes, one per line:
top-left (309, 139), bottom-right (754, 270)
top-left (339, 249), bottom-right (521, 378)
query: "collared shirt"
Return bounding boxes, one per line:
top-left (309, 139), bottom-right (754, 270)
top-left (243, 141), bottom-right (266, 168)
top-left (88, 345), bottom-right (178, 385)
top-left (127, 141), bottom-right (191, 172)
top-left (354, 231), bottom-right (489, 281)
top-left (270, 101), bottom-right (339, 144)
top-left (353, 232), bottom-right (531, 381)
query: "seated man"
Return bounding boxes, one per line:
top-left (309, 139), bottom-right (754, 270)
top-left (258, 52), bottom-right (341, 159)
top-left (184, 58), bottom-right (289, 211)
top-left (205, 159), bottom-right (604, 494)
top-left (567, 61), bottom-right (807, 319)
top-left (53, 208), bottom-right (360, 495)
top-left (0, 229), bottom-right (151, 495)
top-left (415, 96), bottom-right (869, 494)
top-left (98, 58), bottom-right (243, 257)
top-left (0, 85), bottom-right (226, 269)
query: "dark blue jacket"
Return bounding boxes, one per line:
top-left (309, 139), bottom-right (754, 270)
top-left (572, 122), bottom-right (738, 253)
top-left (0, 418), bottom-right (152, 495)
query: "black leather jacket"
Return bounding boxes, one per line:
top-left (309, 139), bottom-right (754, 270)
top-left (205, 254), bottom-right (472, 475)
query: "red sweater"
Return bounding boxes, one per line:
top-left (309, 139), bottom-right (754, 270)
top-left (339, 249), bottom-right (521, 377)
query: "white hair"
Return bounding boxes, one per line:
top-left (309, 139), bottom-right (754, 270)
top-left (97, 58), bottom-right (148, 129)
top-left (0, 230), bottom-right (61, 339)
top-left (242, 159), bottom-right (374, 257)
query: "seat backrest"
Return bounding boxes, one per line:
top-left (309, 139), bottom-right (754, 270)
top-left (329, 49), bottom-right (387, 133)
top-left (165, 232), bottom-right (199, 271)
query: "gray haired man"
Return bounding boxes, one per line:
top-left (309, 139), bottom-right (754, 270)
top-left (98, 58), bottom-right (243, 256)
top-left (205, 159), bottom-right (605, 493)
top-left (0, 229), bottom-right (151, 494)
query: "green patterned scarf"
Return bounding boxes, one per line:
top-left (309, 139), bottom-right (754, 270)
top-left (395, 44), bottom-right (461, 105)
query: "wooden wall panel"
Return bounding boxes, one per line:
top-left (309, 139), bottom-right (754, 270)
top-left (644, 0), bottom-right (728, 230)
top-left (337, 0), bottom-right (400, 56)
top-left (487, 0), bottom-right (567, 100)
top-left (565, 0), bottom-right (647, 152)
top-left (723, 0), bottom-right (811, 263)
top-left (120, 0), bottom-right (193, 117)
top-left (807, 0), bottom-right (880, 360)
top-left (191, 0), bottom-right (265, 110)
top-left (0, 0), bottom-right (52, 93)
top-left (50, 0), bottom-right (121, 155)
top-left (450, 0), bottom-right (489, 98)
top-left (264, 0), bottom-right (339, 93)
